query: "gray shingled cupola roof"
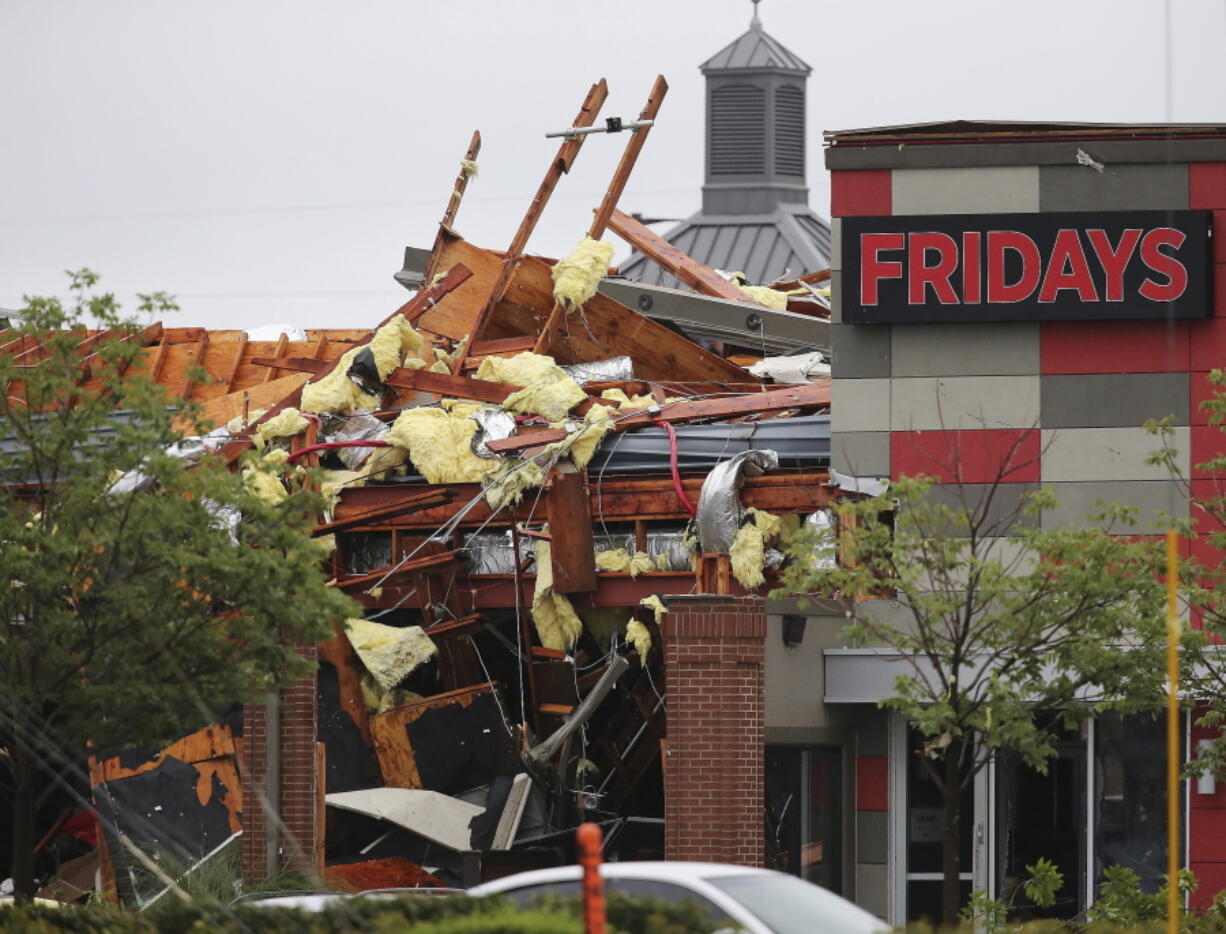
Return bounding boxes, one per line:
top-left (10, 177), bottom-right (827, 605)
top-left (618, 3), bottom-right (829, 289)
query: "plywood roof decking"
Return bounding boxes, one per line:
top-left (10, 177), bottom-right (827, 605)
top-left (0, 326), bottom-right (371, 402)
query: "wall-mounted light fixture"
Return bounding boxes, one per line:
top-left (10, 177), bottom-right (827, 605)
top-left (782, 614), bottom-right (807, 648)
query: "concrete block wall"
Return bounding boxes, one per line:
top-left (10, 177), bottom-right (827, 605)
top-left (663, 596), bottom-right (766, 867)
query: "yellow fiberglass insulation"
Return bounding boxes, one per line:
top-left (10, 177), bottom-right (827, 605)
top-left (738, 284), bottom-right (790, 311)
top-left (476, 351), bottom-right (560, 388)
top-left (363, 443), bottom-right (409, 480)
top-left (254, 407), bottom-right (309, 448)
top-left (600, 388), bottom-right (657, 410)
top-left (226, 407), bottom-right (267, 434)
top-left (626, 619), bottom-right (652, 660)
top-left (384, 407), bottom-right (499, 484)
top-left (640, 594), bottom-right (666, 624)
top-left (581, 606), bottom-right (629, 646)
top-left (745, 507), bottom-right (783, 540)
top-left (594, 548), bottom-right (655, 578)
top-left (301, 346), bottom-right (381, 415)
top-left (483, 457), bottom-right (545, 512)
top-left (531, 538), bottom-right (583, 651)
top-left (368, 314), bottom-right (424, 379)
top-left (243, 448), bottom-right (291, 506)
top-left (318, 469), bottom-right (367, 510)
top-left (541, 405), bottom-right (613, 470)
top-left (551, 237), bottom-right (614, 312)
top-left (502, 371), bottom-right (586, 422)
top-left (344, 617), bottom-right (437, 692)
top-left (730, 522), bottom-right (768, 590)
top-left (300, 315), bottom-right (423, 415)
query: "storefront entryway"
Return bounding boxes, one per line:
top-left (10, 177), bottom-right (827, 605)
top-left (889, 713), bottom-right (1183, 925)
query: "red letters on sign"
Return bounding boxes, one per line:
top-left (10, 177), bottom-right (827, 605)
top-left (986, 231), bottom-right (1042, 303)
top-left (1086, 228), bottom-right (1141, 302)
top-left (962, 231), bottom-right (982, 304)
top-left (1038, 229), bottom-right (1099, 303)
top-left (861, 232), bottom-right (904, 306)
top-left (1139, 227), bottom-right (1189, 302)
top-left (908, 232), bottom-right (959, 304)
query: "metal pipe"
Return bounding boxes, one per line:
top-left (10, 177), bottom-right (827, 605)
top-left (545, 119), bottom-right (654, 139)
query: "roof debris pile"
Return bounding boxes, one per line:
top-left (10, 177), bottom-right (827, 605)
top-left (2, 77), bottom-right (839, 900)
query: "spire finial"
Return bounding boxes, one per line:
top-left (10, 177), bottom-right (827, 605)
top-left (750, 0), bottom-right (762, 29)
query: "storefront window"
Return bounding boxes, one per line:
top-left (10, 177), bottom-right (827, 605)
top-left (765, 746), bottom-right (843, 893)
top-left (1093, 712), bottom-right (1183, 892)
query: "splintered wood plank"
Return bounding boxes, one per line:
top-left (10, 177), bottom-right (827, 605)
top-left (334, 549), bottom-right (462, 593)
top-left (486, 382), bottom-right (830, 454)
top-left (387, 262), bottom-right (473, 325)
top-left (442, 130), bottom-right (481, 231)
top-left (263, 332), bottom-right (289, 381)
top-left (92, 723), bottom-right (236, 783)
top-left (368, 682), bottom-right (498, 789)
top-left (417, 237), bottom-right (756, 386)
top-left (312, 488), bottom-right (454, 537)
top-left (546, 464), bottom-right (597, 594)
top-left (607, 208), bottom-right (747, 301)
top-left (220, 333), bottom-right (247, 394)
top-left (451, 79), bottom-right (609, 374)
top-left (178, 332), bottom-right (209, 402)
top-left (590, 75), bottom-right (668, 240)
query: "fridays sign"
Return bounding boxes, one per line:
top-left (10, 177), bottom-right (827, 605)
top-left (843, 210), bottom-right (1213, 324)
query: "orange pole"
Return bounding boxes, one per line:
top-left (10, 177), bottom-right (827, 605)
top-left (577, 822), bottom-right (606, 934)
top-left (1167, 528), bottom-right (1180, 933)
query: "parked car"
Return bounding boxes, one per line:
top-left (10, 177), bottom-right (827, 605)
top-left (230, 887), bottom-right (460, 910)
top-left (468, 862), bottom-right (889, 934)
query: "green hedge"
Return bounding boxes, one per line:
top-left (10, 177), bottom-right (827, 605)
top-left (0, 893), bottom-right (720, 934)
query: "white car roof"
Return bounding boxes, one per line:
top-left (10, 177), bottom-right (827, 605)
top-left (471, 861), bottom-right (773, 893)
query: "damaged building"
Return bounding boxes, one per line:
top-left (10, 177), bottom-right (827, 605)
top-left (3, 12), bottom-right (842, 906)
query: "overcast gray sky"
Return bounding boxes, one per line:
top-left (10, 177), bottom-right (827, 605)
top-left (3, 0), bottom-right (1225, 330)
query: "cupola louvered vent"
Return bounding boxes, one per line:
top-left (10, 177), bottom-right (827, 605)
top-left (774, 84), bottom-right (804, 177)
top-left (710, 84), bottom-right (765, 176)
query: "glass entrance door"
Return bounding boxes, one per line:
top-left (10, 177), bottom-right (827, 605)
top-left (993, 721), bottom-right (1087, 920)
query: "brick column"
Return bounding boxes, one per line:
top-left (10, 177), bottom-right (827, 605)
top-left (241, 644), bottom-right (320, 884)
top-left (662, 595), bottom-right (766, 866)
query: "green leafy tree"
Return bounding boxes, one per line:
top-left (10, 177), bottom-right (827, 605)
top-left (0, 272), bottom-right (358, 900)
top-left (1149, 374), bottom-right (1226, 790)
top-left (778, 460), bottom-right (1181, 926)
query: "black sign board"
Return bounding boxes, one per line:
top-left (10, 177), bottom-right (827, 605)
top-left (842, 210), bottom-right (1213, 324)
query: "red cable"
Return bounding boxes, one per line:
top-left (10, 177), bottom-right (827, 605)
top-left (286, 439), bottom-right (392, 463)
top-left (660, 421), bottom-right (697, 516)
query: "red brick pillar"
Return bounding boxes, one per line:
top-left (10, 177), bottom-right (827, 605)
top-left (662, 595), bottom-right (766, 866)
top-left (241, 644), bottom-right (320, 884)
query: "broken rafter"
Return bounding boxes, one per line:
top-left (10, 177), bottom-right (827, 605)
top-left (334, 549), bottom-right (463, 594)
top-left (311, 489), bottom-right (455, 537)
top-left (607, 209), bottom-right (746, 302)
top-left (535, 75), bottom-right (669, 356)
top-left (486, 381), bottom-right (831, 455)
top-left (442, 130), bottom-right (481, 232)
top-left (220, 333), bottom-right (247, 395)
top-left (178, 331), bottom-right (209, 402)
top-left (262, 332), bottom-right (289, 382)
top-left (450, 78), bottom-right (609, 375)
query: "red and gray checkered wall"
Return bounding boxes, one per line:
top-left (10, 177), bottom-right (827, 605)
top-left (829, 154), bottom-right (1226, 899)
top-left (831, 161), bottom-right (1226, 545)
